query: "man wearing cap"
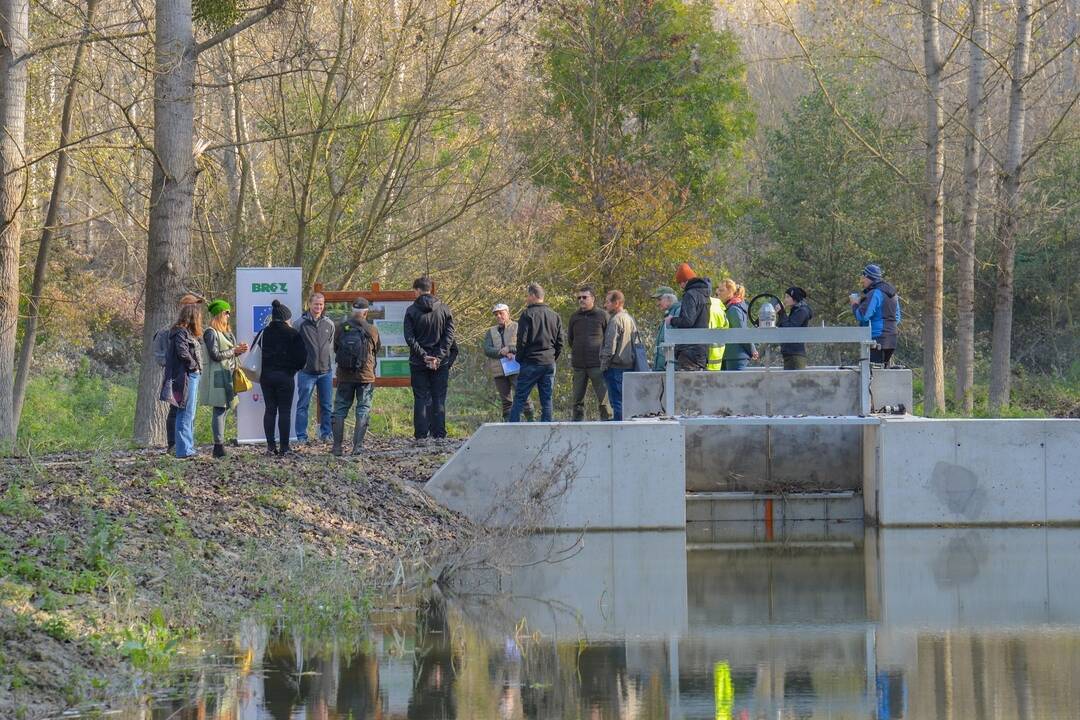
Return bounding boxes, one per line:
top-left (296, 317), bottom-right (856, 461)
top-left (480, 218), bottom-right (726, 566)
top-left (778, 286), bottom-right (814, 369)
top-left (667, 263), bottom-right (712, 370)
top-left (651, 286), bottom-right (681, 371)
top-left (295, 292), bottom-right (337, 443)
top-left (331, 298), bottom-right (381, 456)
top-left (483, 303), bottom-right (534, 421)
top-left (567, 285), bottom-right (612, 421)
top-left (851, 264), bottom-right (901, 367)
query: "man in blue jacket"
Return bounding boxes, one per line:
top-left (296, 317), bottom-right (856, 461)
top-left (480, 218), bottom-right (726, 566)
top-left (851, 264), bottom-right (901, 366)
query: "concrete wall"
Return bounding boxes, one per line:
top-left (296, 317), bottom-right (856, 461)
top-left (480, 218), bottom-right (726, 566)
top-left (866, 417), bottom-right (1080, 526)
top-left (452, 531), bottom-right (688, 640)
top-left (424, 420), bottom-right (685, 530)
top-left (623, 369), bottom-right (912, 492)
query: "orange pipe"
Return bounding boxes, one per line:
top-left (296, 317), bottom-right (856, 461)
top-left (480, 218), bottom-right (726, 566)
top-left (764, 498), bottom-right (774, 540)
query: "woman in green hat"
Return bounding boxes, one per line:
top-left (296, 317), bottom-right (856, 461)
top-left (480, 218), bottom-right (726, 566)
top-left (200, 300), bottom-right (248, 457)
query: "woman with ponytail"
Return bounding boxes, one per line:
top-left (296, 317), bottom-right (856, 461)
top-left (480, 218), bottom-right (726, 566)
top-left (716, 280), bottom-right (758, 370)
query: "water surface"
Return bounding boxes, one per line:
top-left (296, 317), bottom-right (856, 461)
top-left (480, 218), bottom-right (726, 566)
top-left (106, 525), bottom-right (1080, 719)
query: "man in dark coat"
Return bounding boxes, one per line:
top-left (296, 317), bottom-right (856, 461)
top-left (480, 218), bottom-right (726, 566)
top-left (403, 276), bottom-right (455, 440)
top-left (509, 282), bottom-right (563, 422)
top-left (667, 263), bottom-right (712, 370)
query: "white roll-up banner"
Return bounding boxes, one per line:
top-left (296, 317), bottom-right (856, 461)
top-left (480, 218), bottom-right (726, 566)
top-left (235, 267), bottom-right (303, 444)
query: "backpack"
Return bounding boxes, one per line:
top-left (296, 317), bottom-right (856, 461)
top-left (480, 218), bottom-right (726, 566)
top-left (336, 323), bottom-right (370, 372)
top-left (152, 326), bottom-right (170, 367)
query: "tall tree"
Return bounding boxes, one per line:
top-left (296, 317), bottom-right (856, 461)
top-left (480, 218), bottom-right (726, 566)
top-left (528, 0), bottom-right (753, 292)
top-left (0, 0), bottom-right (29, 445)
top-left (988, 0), bottom-right (1033, 412)
top-left (12, 0), bottom-right (100, 428)
top-left (133, 0), bottom-right (282, 445)
top-left (921, 0), bottom-right (946, 414)
top-left (956, 0), bottom-right (988, 414)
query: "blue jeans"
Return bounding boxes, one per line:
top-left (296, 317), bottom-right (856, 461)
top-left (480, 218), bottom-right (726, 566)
top-left (175, 372), bottom-right (200, 457)
top-left (603, 367), bottom-right (627, 421)
top-left (721, 358), bottom-right (749, 371)
top-left (295, 370), bottom-right (333, 440)
top-left (510, 363), bottom-right (554, 422)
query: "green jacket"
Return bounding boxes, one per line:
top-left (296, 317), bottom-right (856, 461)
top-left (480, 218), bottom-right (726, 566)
top-left (706, 297), bottom-right (729, 371)
top-left (653, 302), bottom-right (681, 371)
top-left (482, 322), bottom-right (519, 378)
top-left (199, 328), bottom-right (239, 409)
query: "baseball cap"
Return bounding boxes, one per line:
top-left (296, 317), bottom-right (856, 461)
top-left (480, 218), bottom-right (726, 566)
top-left (650, 286), bottom-right (676, 298)
top-left (352, 297), bottom-right (370, 310)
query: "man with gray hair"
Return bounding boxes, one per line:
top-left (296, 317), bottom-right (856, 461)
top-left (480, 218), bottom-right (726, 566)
top-left (509, 283), bottom-right (563, 422)
top-left (651, 286), bottom-right (681, 371)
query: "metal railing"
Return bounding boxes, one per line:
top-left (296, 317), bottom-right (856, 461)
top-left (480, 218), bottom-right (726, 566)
top-left (660, 326), bottom-right (875, 417)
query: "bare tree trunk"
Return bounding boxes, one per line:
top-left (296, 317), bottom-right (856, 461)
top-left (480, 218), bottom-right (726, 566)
top-left (0, 0), bottom-right (29, 446)
top-left (12, 0), bottom-right (100, 428)
top-left (956, 0), bottom-right (987, 414)
top-left (989, 0), bottom-right (1033, 413)
top-left (133, 0), bottom-right (197, 446)
top-left (921, 0), bottom-right (947, 415)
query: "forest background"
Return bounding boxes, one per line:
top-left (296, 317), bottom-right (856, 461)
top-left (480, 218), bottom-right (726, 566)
top-left (0, 0), bottom-right (1077, 452)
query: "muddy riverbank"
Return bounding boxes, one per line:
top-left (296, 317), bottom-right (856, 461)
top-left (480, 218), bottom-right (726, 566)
top-left (0, 438), bottom-right (469, 719)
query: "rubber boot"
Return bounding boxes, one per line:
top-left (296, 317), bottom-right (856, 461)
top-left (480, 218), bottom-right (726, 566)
top-left (351, 418), bottom-right (369, 455)
top-left (212, 443), bottom-right (226, 458)
top-left (331, 417), bottom-right (345, 457)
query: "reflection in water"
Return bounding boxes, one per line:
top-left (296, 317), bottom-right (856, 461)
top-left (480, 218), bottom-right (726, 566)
top-left (112, 528), bottom-right (1080, 719)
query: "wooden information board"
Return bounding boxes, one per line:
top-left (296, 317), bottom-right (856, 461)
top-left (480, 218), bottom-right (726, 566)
top-left (314, 282), bottom-right (417, 388)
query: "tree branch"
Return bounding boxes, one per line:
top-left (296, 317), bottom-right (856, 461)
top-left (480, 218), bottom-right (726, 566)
top-left (193, 0), bottom-right (285, 57)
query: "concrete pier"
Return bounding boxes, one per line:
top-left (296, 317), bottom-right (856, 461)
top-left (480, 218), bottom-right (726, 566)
top-left (865, 417), bottom-right (1080, 526)
top-left (425, 419), bottom-right (685, 530)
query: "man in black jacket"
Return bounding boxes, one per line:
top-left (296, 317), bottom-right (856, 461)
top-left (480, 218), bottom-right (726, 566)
top-left (404, 276), bottom-right (455, 439)
top-left (509, 283), bottom-right (563, 422)
top-left (667, 263), bottom-right (711, 370)
top-left (567, 285), bottom-right (612, 421)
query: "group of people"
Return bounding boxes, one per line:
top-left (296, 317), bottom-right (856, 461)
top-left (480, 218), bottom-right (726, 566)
top-left (154, 262), bottom-right (899, 457)
top-left (482, 262), bottom-right (900, 421)
top-left (158, 290), bottom-right (383, 458)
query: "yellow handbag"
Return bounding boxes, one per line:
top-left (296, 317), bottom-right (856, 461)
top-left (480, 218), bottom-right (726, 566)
top-left (233, 367), bottom-right (253, 394)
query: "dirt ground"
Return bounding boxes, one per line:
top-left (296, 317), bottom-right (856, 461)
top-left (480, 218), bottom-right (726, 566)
top-left (0, 437), bottom-right (469, 719)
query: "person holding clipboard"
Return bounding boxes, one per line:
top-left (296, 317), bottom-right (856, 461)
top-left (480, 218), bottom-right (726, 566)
top-left (482, 303), bottom-right (534, 421)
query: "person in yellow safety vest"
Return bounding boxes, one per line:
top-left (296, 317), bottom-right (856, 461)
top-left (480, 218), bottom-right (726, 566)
top-left (706, 295), bottom-right (729, 370)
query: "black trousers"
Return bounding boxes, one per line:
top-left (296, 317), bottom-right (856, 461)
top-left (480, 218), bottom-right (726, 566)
top-left (410, 364), bottom-right (450, 439)
top-left (871, 347), bottom-right (895, 366)
top-left (261, 369), bottom-right (295, 450)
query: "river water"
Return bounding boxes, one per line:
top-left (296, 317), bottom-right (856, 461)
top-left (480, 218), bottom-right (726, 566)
top-left (105, 523), bottom-right (1080, 719)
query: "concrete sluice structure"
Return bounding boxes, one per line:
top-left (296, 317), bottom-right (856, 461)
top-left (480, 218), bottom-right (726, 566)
top-left (426, 326), bottom-right (1080, 528)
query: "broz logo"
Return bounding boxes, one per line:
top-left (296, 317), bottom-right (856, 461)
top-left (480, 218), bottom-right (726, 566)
top-left (251, 282), bottom-right (288, 293)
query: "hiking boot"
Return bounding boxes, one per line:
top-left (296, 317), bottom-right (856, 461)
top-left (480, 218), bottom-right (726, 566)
top-left (212, 443), bottom-right (226, 459)
top-left (351, 418), bottom-right (369, 456)
top-left (331, 417), bottom-right (345, 457)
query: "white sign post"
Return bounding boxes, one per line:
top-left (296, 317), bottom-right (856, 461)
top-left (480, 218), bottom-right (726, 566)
top-left (235, 267), bottom-right (303, 444)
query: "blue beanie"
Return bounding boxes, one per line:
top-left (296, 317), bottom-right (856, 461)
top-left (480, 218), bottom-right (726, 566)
top-left (863, 264), bottom-right (883, 282)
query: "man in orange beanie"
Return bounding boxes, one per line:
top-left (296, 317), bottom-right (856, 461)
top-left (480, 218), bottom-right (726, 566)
top-left (667, 263), bottom-right (712, 370)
